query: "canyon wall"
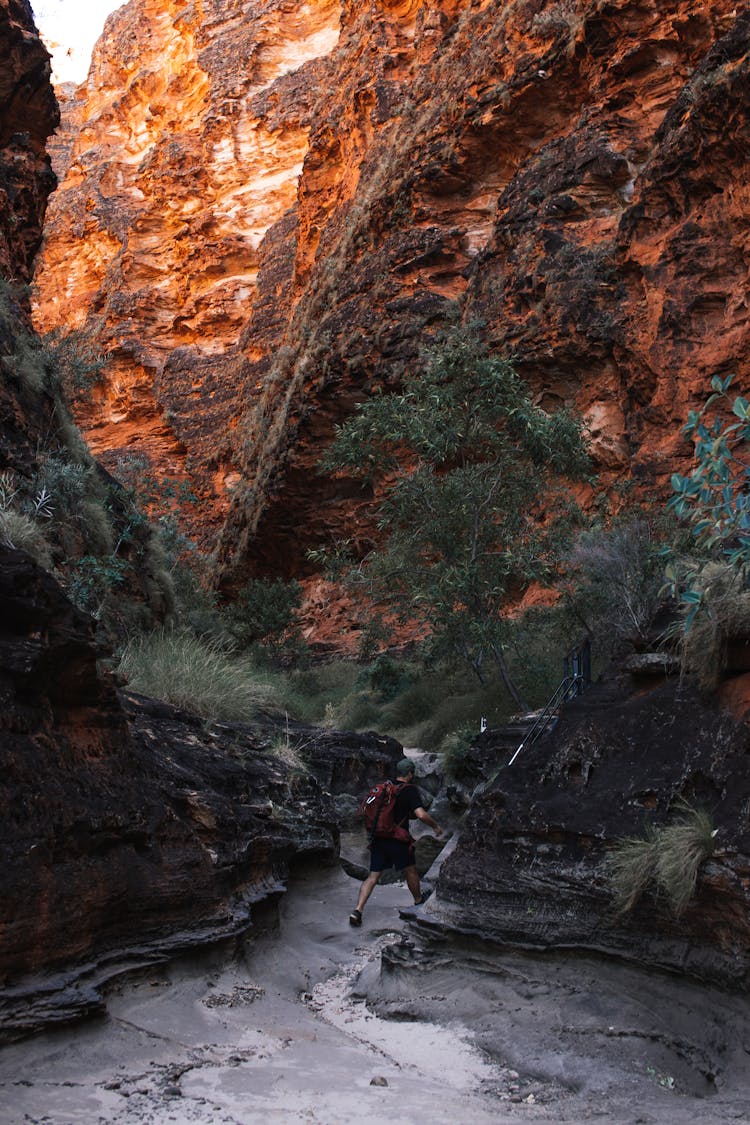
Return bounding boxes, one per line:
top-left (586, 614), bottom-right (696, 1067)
top-left (34, 0), bottom-right (750, 597)
top-left (0, 0), bottom-right (57, 285)
top-left (0, 0), bottom-right (58, 480)
top-left (0, 3), bottom-right (349, 1026)
top-left (34, 0), bottom-right (341, 551)
top-left (432, 671), bottom-right (750, 986)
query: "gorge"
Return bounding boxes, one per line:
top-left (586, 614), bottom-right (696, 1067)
top-left (1, 0), bottom-right (750, 1121)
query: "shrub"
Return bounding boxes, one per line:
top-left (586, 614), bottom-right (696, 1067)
top-left (666, 374), bottom-right (750, 630)
top-left (562, 514), bottom-right (677, 655)
top-left (316, 327), bottom-right (590, 706)
top-left (438, 722), bottom-right (476, 778)
top-left (366, 653), bottom-right (412, 700)
top-left (224, 576), bottom-right (302, 647)
top-left (607, 803), bottom-right (716, 917)
top-left (676, 563), bottom-right (750, 689)
top-left (67, 554), bottom-right (128, 619)
top-left (279, 660), bottom-right (362, 724)
top-left (118, 630), bottom-right (272, 721)
top-left (40, 327), bottom-right (105, 403)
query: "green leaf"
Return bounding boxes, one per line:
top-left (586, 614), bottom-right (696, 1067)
top-left (680, 589), bottom-right (703, 605)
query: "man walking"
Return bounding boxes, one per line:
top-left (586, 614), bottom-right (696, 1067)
top-left (349, 758), bottom-right (443, 927)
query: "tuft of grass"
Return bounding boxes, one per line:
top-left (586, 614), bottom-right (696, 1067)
top-left (655, 804), bottom-right (716, 916)
top-left (607, 802), bottom-right (716, 917)
top-left (118, 629), bottom-right (273, 722)
top-left (268, 713), bottom-right (314, 773)
top-left (0, 508), bottom-right (53, 569)
top-left (607, 827), bottom-right (659, 915)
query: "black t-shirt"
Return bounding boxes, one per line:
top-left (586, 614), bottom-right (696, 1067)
top-left (393, 782), bottom-right (423, 828)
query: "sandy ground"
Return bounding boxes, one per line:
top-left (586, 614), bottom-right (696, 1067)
top-left (1, 861), bottom-right (749, 1125)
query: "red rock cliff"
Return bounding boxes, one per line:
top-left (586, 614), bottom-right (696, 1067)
top-left (34, 0), bottom-right (750, 590)
top-left (34, 0), bottom-right (340, 549)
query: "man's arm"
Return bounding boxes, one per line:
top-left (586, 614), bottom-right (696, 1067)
top-left (414, 807), bottom-right (443, 836)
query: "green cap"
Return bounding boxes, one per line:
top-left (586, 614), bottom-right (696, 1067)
top-left (396, 757), bottom-right (416, 777)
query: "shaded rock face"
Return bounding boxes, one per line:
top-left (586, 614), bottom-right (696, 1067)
top-left (33, 0), bottom-right (750, 604)
top-left (0, 545), bottom-right (405, 1039)
top-left (0, 5), bottom-right (68, 490)
top-left (0, 546), bottom-right (333, 979)
top-left (0, 0), bottom-right (58, 284)
top-left (433, 673), bottom-right (750, 986)
top-left (0, 0), bottom-right (59, 476)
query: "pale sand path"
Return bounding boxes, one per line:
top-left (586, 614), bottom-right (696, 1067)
top-left (0, 865), bottom-right (514, 1124)
top-left (2, 862), bottom-right (748, 1125)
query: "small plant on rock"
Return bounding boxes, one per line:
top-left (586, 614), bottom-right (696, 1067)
top-left (438, 722), bottom-right (477, 779)
top-left (0, 469), bottom-right (55, 568)
top-left (608, 802), bottom-right (716, 917)
top-left (665, 374), bottom-right (750, 629)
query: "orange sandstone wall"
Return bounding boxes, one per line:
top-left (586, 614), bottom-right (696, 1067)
top-left (34, 0), bottom-right (750, 592)
top-left (34, 0), bottom-right (340, 548)
top-left (218, 0), bottom-right (748, 584)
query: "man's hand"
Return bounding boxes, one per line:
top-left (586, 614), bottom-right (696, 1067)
top-left (415, 807), bottom-right (445, 837)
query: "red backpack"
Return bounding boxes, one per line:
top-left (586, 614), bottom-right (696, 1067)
top-left (358, 780), bottom-right (412, 843)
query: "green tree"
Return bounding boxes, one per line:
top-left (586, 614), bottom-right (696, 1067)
top-left (316, 331), bottom-right (590, 706)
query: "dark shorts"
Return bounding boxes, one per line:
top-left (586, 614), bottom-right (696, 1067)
top-left (370, 837), bottom-right (415, 872)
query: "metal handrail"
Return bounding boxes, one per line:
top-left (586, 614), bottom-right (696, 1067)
top-left (506, 673), bottom-right (583, 767)
top-left (474, 639), bottom-right (592, 793)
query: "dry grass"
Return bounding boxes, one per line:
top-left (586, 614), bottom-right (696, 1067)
top-left (655, 805), bottom-right (717, 916)
top-left (608, 802), bottom-right (716, 917)
top-left (607, 828), bottom-right (659, 915)
top-left (118, 629), bottom-right (273, 722)
top-left (0, 509), bottom-right (53, 569)
top-left (269, 713), bottom-right (314, 772)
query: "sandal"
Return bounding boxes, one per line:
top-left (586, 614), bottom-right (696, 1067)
top-left (414, 890), bottom-right (432, 906)
top-left (349, 908), bottom-right (362, 927)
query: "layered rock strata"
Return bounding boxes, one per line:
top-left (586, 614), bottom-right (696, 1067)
top-left (429, 672), bottom-right (750, 986)
top-left (0, 543), bottom-right (405, 1039)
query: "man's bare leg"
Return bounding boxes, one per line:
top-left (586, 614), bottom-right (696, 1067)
top-left (404, 864), bottom-right (422, 904)
top-left (355, 870), bottom-right (382, 913)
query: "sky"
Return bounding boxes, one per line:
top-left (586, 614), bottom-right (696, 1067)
top-left (32, 0), bottom-right (124, 84)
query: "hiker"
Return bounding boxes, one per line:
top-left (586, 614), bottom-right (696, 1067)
top-left (349, 757), bottom-right (443, 927)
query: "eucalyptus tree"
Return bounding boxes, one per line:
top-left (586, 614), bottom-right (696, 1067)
top-left (316, 331), bottom-right (591, 707)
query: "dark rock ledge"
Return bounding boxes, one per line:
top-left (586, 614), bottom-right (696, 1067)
top-left (417, 674), bottom-right (750, 987)
top-left (0, 547), bottom-right (401, 1041)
